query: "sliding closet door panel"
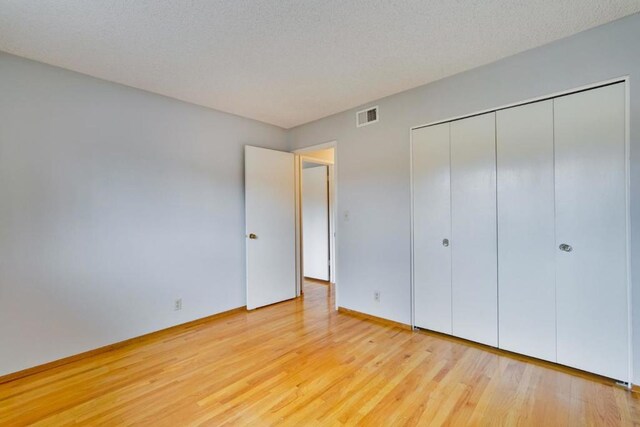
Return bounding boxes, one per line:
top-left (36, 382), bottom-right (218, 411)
top-left (497, 100), bottom-right (556, 362)
top-left (412, 123), bottom-right (452, 333)
top-left (555, 83), bottom-right (628, 380)
top-left (450, 113), bottom-right (498, 347)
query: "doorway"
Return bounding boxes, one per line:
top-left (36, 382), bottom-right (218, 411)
top-left (244, 143), bottom-right (336, 311)
top-left (294, 143), bottom-right (336, 303)
top-left (302, 162), bottom-right (330, 282)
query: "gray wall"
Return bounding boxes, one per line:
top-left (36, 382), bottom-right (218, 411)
top-left (0, 52), bottom-right (287, 376)
top-left (288, 13), bottom-right (640, 382)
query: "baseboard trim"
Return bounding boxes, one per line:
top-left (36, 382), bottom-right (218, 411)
top-left (337, 306), bottom-right (412, 330)
top-left (0, 305), bottom-right (246, 385)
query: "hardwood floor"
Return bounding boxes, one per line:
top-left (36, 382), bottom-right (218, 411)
top-left (1, 281), bottom-right (639, 426)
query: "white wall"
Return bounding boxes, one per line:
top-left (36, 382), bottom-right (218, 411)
top-left (0, 52), bottom-right (288, 376)
top-left (288, 13), bottom-right (640, 382)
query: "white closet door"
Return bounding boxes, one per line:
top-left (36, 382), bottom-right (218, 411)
top-left (412, 123), bottom-right (452, 334)
top-left (497, 100), bottom-right (556, 362)
top-left (555, 83), bottom-right (628, 380)
top-left (450, 113), bottom-right (498, 346)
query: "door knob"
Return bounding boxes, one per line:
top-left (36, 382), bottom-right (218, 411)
top-left (559, 243), bottom-right (572, 252)
top-left (442, 238), bottom-right (449, 247)
top-left (249, 233), bottom-right (257, 240)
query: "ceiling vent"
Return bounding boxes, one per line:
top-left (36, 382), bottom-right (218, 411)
top-left (356, 106), bottom-right (379, 127)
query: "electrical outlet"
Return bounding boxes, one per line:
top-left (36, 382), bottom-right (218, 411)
top-left (374, 291), bottom-right (380, 302)
top-left (174, 298), bottom-right (182, 311)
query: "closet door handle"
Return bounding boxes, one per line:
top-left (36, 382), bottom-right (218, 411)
top-left (559, 243), bottom-right (572, 252)
top-left (442, 238), bottom-right (449, 247)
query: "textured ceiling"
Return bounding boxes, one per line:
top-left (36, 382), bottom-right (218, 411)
top-left (1, 1), bottom-right (639, 128)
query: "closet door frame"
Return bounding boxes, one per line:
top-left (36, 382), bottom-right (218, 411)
top-left (409, 76), bottom-right (631, 385)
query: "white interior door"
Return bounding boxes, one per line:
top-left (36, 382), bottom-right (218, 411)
top-left (412, 123), bottom-right (452, 334)
top-left (245, 146), bottom-right (296, 310)
top-left (302, 165), bottom-right (330, 281)
top-left (554, 83), bottom-right (628, 380)
top-left (497, 100), bottom-right (556, 362)
top-left (450, 113), bottom-right (498, 347)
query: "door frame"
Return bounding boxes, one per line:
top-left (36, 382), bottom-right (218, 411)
top-left (409, 76), bottom-right (632, 385)
top-left (293, 141), bottom-right (337, 308)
